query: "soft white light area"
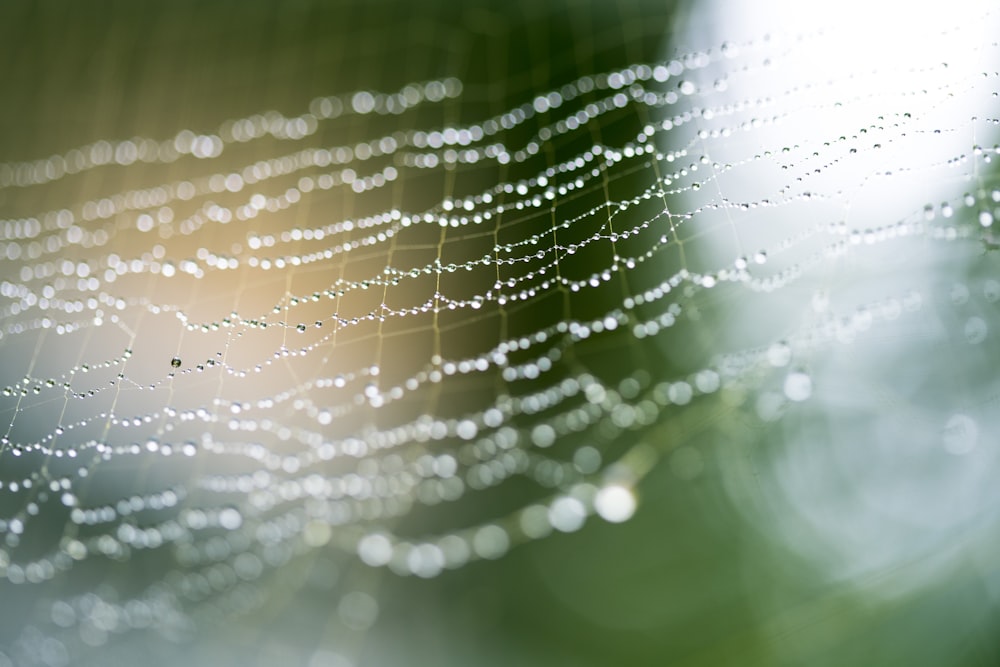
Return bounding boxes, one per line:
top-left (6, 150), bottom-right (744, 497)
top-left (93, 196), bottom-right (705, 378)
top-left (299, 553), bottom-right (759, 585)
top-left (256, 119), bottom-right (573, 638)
top-left (713, 0), bottom-right (989, 74)
top-left (675, 0), bottom-right (1000, 604)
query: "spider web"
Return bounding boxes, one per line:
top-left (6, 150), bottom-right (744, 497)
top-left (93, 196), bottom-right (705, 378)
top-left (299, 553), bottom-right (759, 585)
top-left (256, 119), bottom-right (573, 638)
top-left (1, 1), bottom-right (1000, 666)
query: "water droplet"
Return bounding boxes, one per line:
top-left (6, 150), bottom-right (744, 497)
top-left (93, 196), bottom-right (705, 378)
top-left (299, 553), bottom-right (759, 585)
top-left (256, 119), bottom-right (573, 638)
top-left (358, 533), bottom-right (393, 566)
top-left (338, 591), bottom-right (379, 631)
top-left (594, 485), bottom-right (637, 523)
top-left (767, 341), bottom-right (792, 367)
top-left (218, 507), bottom-right (242, 530)
top-left (964, 316), bottom-right (987, 344)
top-left (170, 357), bottom-right (181, 368)
top-left (548, 497), bottom-right (586, 532)
top-left (783, 371), bottom-right (812, 402)
top-left (983, 279), bottom-right (1000, 303)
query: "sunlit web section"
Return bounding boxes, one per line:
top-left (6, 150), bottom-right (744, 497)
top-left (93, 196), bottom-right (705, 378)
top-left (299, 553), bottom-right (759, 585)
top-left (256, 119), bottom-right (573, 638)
top-left (0, 3), bottom-right (999, 665)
